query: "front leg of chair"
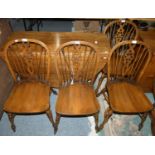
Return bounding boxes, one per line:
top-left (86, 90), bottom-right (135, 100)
top-left (0, 111), bottom-right (4, 121)
top-left (46, 109), bottom-right (55, 128)
top-left (138, 113), bottom-right (148, 131)
top-left (150, 108), bottom-right (155, 135)
top-left (54, 113), bottom-right (61, 135)
top-left (8, 113), bottom-right (16, 132)
top-left (94, 112), bottom-right (99, 132)
top-left (97, 107), bottom-right (113, 132)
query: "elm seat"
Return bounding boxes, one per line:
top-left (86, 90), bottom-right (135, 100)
top-left (56, 83), bottom-right (100, 116)
top-left (108, 82), bottom-right (153, 113)
top-left (4, 82), bottom-right (50, 113)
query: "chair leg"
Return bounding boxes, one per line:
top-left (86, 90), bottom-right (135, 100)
top-left (8, 113), bottom-right (16, 132)
top-left (149, 109), bottom-right (155, 136)
top-left (94, 113), bottom-right (99, 132)
top-left (0, 111), bottom-right (4, 121)
top-left (54, 113), bottom-right (61, 135)
top-left (46, 109), bottom-right (55, 128)
top-left (97, 107), bottom-right (113, 132)
top-left (138, 113), bottom-right (148, 131)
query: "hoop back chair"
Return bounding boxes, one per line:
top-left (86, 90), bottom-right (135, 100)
top-left (98, 40), bottom-right (153, 132)
top-left (3, 38), bottom-right (54, 132)
top-left (54, 41), bottom-right (100, 134)
top-left (104, 19), bottom-right (139, 48)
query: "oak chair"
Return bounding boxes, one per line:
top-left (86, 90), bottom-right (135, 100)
top-left (104, 19), bottom-right (139, 48)
top-left (2, 38), bottom-right (54, 132)
top-left (97, 40), bottom-right (153, 132)
top-left (54, 41), bottom-right (101, 134)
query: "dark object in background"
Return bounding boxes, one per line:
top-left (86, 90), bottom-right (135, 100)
top-left (23, 19), bottom-right (43, 31)
top-left (133, 20), bottom-right (149, 31)
top-left (139, 21), bottom-right (149, 31)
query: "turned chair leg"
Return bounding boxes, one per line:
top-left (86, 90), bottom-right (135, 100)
top-left (8, 113), bottom-right (16, 132)
top-left (97, 107), bottom-right (113, 132)
top-left (150, 109), bottom-right (155, 136)
top-left (54, 113), bottom-right (61, 135)
top-left (138, 113), bottom-right (148, 131)
top-left (94, 112), bottom-right (99, 132)
top-left (46, 109), bottom-right (55, 128)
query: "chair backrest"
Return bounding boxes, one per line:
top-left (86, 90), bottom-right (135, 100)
top-left (107, 40), bottom-right (151, 83)
top-left (4, 38), bottom-right (50, 83)
top-left (104, 19), bottom-right (139, 47)
top-left (55, 41), bottom-right (99, 87)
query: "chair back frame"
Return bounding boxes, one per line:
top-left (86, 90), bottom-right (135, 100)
top-left (107, 40), bottom-right (151, 83)
top-left (4, 38), bottom-right (50, 84)
top-left (104, 19), bottom-right (139, 47)
top-left (55, 41), bottom-right (99, 87)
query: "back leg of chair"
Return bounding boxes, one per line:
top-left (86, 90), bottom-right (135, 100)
top-left (46, 109), bottom-right (55, 128)
top-left (8, 113), bottom-right (16, 132)
top-left (97, 107), bottom-right (113, 132)
top-left (54, 113), bottom-right (61, 135)
top-left (138, 113), bottom-right (148, 131)
top-left (94, 112), bottom-right (99, 132)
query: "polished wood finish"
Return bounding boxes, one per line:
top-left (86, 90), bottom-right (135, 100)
top-left (138, 29), bottom-right (155, 92)
top-left (107, 41), bottom-right (151, 82)
top-left (104, 19), bottom-right (138, 47)
top-left (56, 84), bottom-right (100, 115)
top-left (54, 41), bottom-right (101, 134)
top-left (3, 82), bottom-right (50, 113)
top-left (4, 38), bottom-right (50, 82)
top-left (55, 41), bottom-right (100, 86)
top-left (107, 82), bottom-right (152, 113)
top-left (2, 39), bottom-right (54, 132)
top-left (0, 32), bottom-right (110, 88)
top-left (98, 40), bottom-right (153, 132)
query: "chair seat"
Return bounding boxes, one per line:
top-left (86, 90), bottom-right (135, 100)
top-left (56, 83), bottom-right (100, 115)
top-left (3, 82), bottom-right (50, 113)
top-left (108, 82), bottom-right (153, 113)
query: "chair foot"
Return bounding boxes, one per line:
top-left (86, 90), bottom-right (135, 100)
top-left (54, 113), bottom-right (60, 135)
top-left (46, 109), bottom-right (55, 128)
top-left (138, 113), bottom-right (148, 131)
top-left (8, 113), bottom-right (16, 132)
top-left (94, 113), bottom-right (99, 132)
top-left (97, 107), bottom-right (113, 132)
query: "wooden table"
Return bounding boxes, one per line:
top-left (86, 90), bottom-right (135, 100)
top-left (0, 32), bottom-right (110, 88)
top-left (138, 29), bottom-right (155, 92)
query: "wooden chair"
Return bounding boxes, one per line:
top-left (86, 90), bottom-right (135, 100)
top-left (54, 41), bottom-right (101, 134)
top-left (2, 38), bottom-right (54, 132)
top-left (104, 19), bottom-right (139, 48)
top-left (97, 40), bottom-right (153, 132)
